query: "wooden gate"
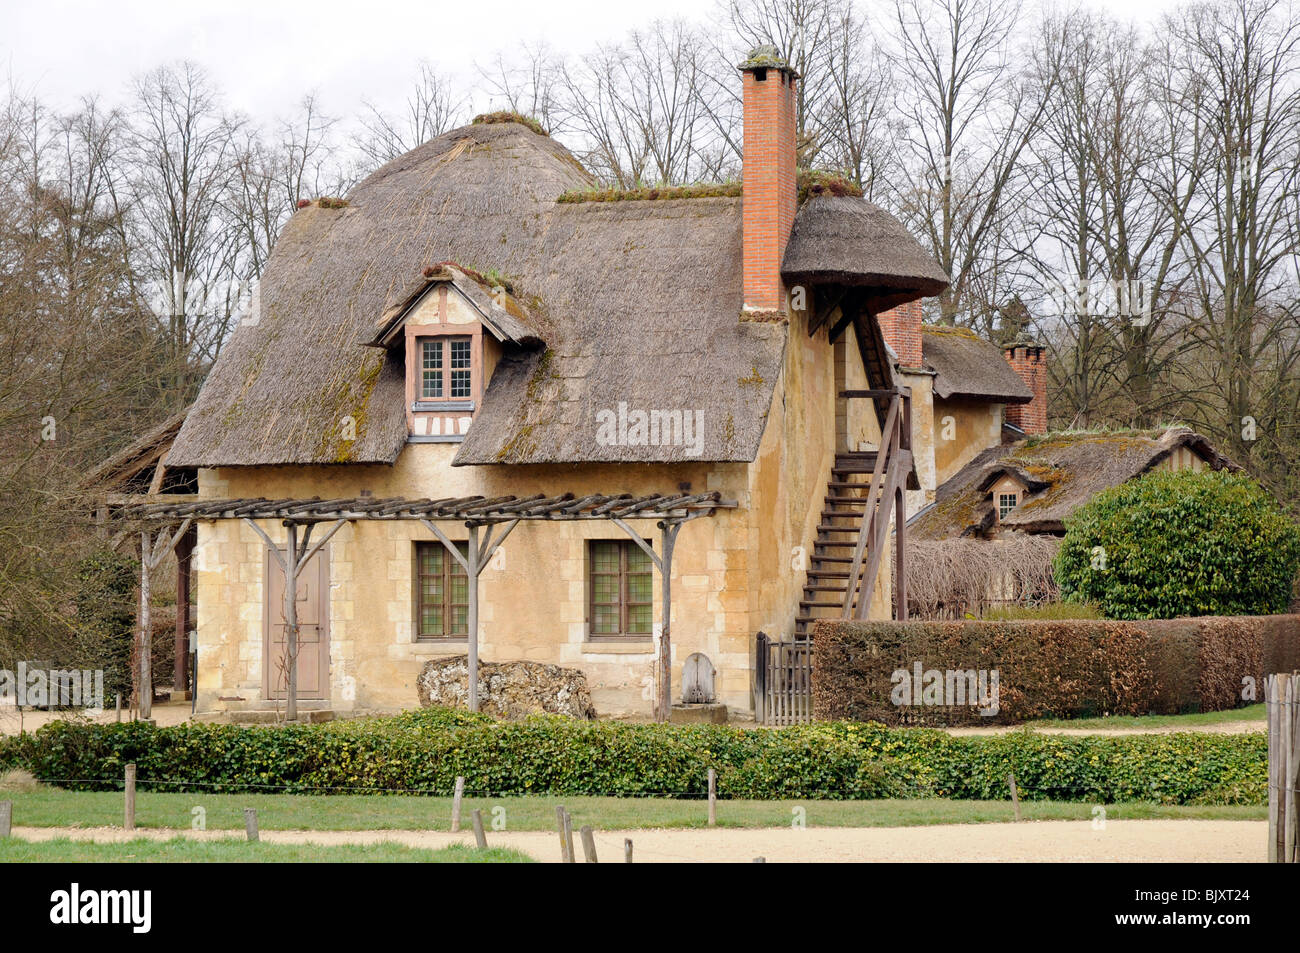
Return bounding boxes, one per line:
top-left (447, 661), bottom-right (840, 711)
top-left (755, 632), bottom-right (813, 725)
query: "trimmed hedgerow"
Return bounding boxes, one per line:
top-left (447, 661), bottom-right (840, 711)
top-left (2, 708), bottom-right (1267, 805)
top-left (1056, 468), bottom-right (1300, 620)
top-left (812, 615), bottom-right (1300, 725)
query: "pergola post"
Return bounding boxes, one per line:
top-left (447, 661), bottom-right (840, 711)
top-left (135, 518), bottom-right (193, 721)
top-left (174, 524), bottom-right (195, 693)
top-left (243, 517), bottom-right (347, 722)
top-left (419, 517), bottom-right (519, 713)
top-left (284, 522), bottom-right (300, 722)
top-left (657, 520), bottom-right (683, 723)
top-left (138, 531), bottom-right (152, 721)
top-left (466, 523), bottom-right (480, 712)
top-left (612, 515), bottom-right (686, 723)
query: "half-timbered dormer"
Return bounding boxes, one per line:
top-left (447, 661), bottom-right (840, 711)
top-left (362, 262), bottom-right (543, 442)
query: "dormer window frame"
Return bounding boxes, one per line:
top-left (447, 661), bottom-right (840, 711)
top-left (413, 334), bottom-right (478, 414)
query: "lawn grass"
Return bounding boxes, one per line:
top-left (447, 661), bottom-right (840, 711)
top-left (1022, 703), bottom-right (1266, 731)
top-left (0, 836), bottom-right (531, 863)
top-left (0, 788), bottom-right (1265, 832)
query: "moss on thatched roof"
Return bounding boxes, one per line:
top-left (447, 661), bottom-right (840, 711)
top-left (910, 427), bottom-right (1238, 539)
top-left (796, 169), bottom-right (862, 204)
top-left (557, 182), bottom-right (742, 204)
top-left (472, 111), bottom-right (547, 137)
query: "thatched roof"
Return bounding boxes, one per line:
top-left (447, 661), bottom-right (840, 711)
top-left (168, 120), bottom-right (790, 467)
top-left (923, 325), bottom-right (1032, 403)
top-left (81, 408), bottom-right (193, 494)
top-left (781, 195), bottom-right (949, 310)
top-left (909, 427), bottom-right (1238, 538)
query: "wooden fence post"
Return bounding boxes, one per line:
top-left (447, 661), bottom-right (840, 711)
top-left (124, 763), bottom-right (136, 831)
top-left (472, 809), bottom-right (487, 849)
top-left (0, 800), bottom-right (10, 839)
top-left (562, 808), bottom-right (576, 864)
top-left (755, 631), bottom-right (768, 725)
top-left (580, 825), bottom-right (598, 863)
top-left (450, 776), bottom-right (465, 833)
top-left (555, 806), bottom-right (571, 863)
top-left (624, 838), bottom-right (633, 863)
top-left (1008, 774), bottom-right (1021, 822)
top-left (708, 768), bottom-right (717, 826)
top-left (244, 808), bottom-right (259, 842)
top-left (1266, 672), bottom-right (1299, 862)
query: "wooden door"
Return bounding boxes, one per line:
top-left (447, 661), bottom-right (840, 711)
top-left (263, 546), bottom-right (330, 700)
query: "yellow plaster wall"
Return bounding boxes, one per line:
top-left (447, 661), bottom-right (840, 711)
top-left (933, 397), bottom-right (1004, 486)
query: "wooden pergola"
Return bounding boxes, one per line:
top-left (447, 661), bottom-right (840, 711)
top-left (122, 491), bottom-right (735, 722)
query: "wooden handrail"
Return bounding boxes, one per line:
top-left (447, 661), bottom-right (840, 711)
top-left (841, 395), bottom-right (898, 617)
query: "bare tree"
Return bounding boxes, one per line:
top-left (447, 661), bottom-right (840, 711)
top-left (1160, 0), bottom-right (1300, 463)
top-left (888, 0), bottom-right (1056, 325)
top-left (354, 62), bottom-right (467, 169)
top-left (128, 62), bottom-right (243, 399)
top-left (478, 42), bottom-right (567, 135)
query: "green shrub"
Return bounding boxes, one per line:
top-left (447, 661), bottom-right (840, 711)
top-left (3, 709), bottom-right (1267, 805)
top-left (1055, 469), bottom-right (1300, 619)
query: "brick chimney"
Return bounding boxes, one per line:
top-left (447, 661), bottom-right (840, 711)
top-left (739, 46), bottom-right (798, 314)
top-left (877, 301), bottom-right (924, 368)
top-left (1004, 339), bottom-right (1048, 434)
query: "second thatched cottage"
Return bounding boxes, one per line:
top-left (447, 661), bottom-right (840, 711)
top-left (150, 46), bottom-right (1053, 720)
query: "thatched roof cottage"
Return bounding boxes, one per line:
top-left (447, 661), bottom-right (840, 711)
top-left (125, 46), bottom-right (1060, 721)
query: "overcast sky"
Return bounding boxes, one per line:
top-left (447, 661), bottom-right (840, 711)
top-left (4, 0), bottom-right (1185, 125)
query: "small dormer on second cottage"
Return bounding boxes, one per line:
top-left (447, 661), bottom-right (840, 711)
top-left (362, 262), bottom-right (545, 443)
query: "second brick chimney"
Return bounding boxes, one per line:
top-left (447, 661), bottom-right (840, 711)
top-left (877, 301), bottom-right (924, 368)
top-left (1004, 339), bottom-right (1048, 434)
top-left (740, 46), bottom-right (798, 314)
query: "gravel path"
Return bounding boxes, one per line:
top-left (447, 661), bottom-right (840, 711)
top-left (11, 819), bottom-right (1264, 863)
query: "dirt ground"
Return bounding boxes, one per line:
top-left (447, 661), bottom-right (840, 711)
top-left (10, 820), bottom-right (1264, 863)
top-left (0, 699), bottom-right (195, 735)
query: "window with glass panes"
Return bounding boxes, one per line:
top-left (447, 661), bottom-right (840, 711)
top-left (419, 336), bottom-right (473, 400)
top-left (588, 540), bottom-right (653, 638)
top-left (998, 492), bottom-right (1018, 520)
top-left (414, 541), bottom-right (469, 639)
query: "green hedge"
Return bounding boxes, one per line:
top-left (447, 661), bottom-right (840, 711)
top-left (0, 708), bottom-right (1266, 805)
top-left (812, 615), bottom-right (1300, 725)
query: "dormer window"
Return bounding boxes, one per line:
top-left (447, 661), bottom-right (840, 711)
top-left (360, 262), bottom-right (546, 445)
top-left (998, 492), bottom-right (1019, 520)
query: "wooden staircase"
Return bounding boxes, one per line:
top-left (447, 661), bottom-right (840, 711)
top-left (793, 388), bottom-right (913, 638)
